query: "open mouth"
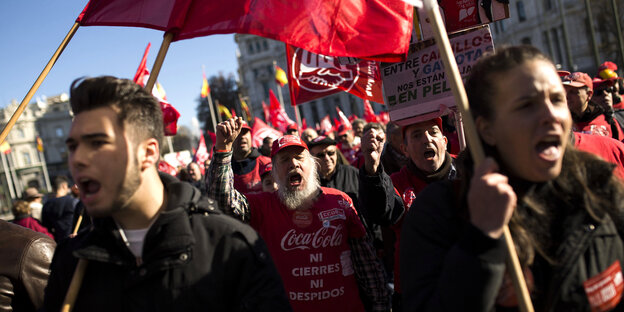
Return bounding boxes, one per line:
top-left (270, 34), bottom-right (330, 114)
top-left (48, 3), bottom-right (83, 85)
top-left (535, 136), bottom-right (562, 162)
top-left (79, 178), bottom-right (101, 198)
top-left (423, 148), bottom-right (436, 160)
top-left (288, 172), bottom-right (303, 187)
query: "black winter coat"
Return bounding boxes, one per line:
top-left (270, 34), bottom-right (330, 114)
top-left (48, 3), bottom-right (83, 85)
top-left (400, 149), bottom-right (624, 312)
top-left (43, 173), bottom-right (291, 312)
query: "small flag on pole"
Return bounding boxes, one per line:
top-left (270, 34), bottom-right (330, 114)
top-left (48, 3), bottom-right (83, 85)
top-left (0, 141), bottom-right (11, 154)
top-left (275, 65), bottom-right (288, 87)
top-left (201, 74), bottom-right (210, 98)
top-left (218, 104), bottom-right (232, 119)
top-left (36, 136), bottom-right (44, 152)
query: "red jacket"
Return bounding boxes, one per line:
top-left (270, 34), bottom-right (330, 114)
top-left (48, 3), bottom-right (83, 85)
top-left (574, 132), bottom-right (624, 180)
top-left (12, 216), bottom-right (54, 240)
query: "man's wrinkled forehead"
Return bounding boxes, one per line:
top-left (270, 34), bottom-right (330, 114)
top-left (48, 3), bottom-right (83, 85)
top-left (274, 145), bottom-right (306, 161)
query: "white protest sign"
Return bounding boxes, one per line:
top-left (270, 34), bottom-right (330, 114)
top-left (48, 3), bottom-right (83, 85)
top-left (382, 26), bottom-right (493, 126)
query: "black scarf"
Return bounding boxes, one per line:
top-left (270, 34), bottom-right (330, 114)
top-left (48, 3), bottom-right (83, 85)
top-left (407, 151), bottom-right (453, 184)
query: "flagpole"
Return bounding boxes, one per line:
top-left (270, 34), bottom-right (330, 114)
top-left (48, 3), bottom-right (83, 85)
top-left (39, 150), bottom-right (52, 193)
top-left (0, 22), bottom-right (80, 145)
top-left (213, 98), bottom-right (222, 123)
top-left (423, 0), bottom-right (533, 311)
top-left (1, 153), bottom-right (15, 199)
top-left (7, 154), bottom-right (21, 197)
top-left (207, 95), bottom-right (217, 132)
top-left (294, 105), bottom-right (302, 128)
top-left (145, 32), bottom-right (174, 91)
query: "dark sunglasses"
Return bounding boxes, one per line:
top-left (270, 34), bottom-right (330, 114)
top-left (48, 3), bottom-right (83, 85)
top-left (596, 86), bottom-right (616, 93)
top-left (314, 150), bottom-right (336, 158)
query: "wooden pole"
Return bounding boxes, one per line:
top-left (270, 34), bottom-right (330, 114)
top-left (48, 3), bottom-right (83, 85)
top-left (61, 258), bottom-right (88, 312)
top-left (422, 0), bottom-right (534, 311)
top-left (0, 22), bottom-right (80, 145)
top-left (145, 32), bottom-right (174, 92)
top-left (72, 209), bottom-right (84, 235)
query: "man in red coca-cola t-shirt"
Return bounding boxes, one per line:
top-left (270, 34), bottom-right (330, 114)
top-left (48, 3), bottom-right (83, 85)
top-left (207, 117), bottom-right (390, 312)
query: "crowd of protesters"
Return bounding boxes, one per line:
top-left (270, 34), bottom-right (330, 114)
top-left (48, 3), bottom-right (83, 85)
top-left (3, 45), bottom-right (624, 312)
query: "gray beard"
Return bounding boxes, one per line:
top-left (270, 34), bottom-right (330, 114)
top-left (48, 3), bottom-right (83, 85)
top-left (277, 164), bottom-right (320, 210)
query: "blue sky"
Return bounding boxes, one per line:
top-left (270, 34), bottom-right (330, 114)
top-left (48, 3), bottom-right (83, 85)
top-left (0, 1), bottom-right (239, 133)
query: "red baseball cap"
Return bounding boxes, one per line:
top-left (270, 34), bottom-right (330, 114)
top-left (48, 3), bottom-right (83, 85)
top-left (337, 124), bottom-right (352, 136)
top-left (593, 77), bottom-right (616, 89)
top-left (286, 123), bottom-right (298, 131)
top-left (402, 117), bottom-right (443, 138)
top-left (557, 70), bottom-right (571, 77)
top-left (562, 72), bottom-right (593, 91)
top-left (271, 135), bottom-right (308, 158)
top-left (259, 162), bottom-right (273, 177)
top-left (599, 61), bottom-right (618, 72)
top-left (240, 122), bottom-right (252, 133)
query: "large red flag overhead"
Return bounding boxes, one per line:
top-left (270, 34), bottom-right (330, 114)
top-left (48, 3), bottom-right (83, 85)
top-left (286, 44), bottom-right (385, 106)
top-left (77, 0), bottom-right (412, 62)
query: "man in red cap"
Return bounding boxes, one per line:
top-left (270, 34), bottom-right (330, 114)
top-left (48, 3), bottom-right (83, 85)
top-left (336, 124), bottom-right (361, 165)
top-left (285, 123), bottom-right (299, 137)
top-left (229, 122), bottom-right (271, 193)
top-left (357, 117), bottom-right (455, 311)
top-left (207, 117), bottom-right (390, 312)
top-left (597, 61), bottom-right (623, 109)
top-left (562, 71), bottom-right (623, 139)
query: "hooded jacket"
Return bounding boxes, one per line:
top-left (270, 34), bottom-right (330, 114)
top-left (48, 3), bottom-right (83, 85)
top-left (43, 173), bottom-right (291, 312)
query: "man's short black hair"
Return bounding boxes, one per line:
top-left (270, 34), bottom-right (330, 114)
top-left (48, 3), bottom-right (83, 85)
top-left (70, 76), bottom-right (164, 148)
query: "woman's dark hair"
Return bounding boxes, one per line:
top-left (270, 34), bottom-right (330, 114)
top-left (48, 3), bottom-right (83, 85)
top-left (70, 76), bottom-right (164, 148)
top-left (459, 46), bottom-right (624, 267)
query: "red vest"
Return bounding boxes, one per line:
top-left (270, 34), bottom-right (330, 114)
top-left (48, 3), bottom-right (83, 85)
top-left (233, 155), bottom-right (270, 193)
top-left (247, 188), bottom-right (366, 312)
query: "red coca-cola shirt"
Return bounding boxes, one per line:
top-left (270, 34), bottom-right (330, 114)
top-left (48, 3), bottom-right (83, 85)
top-left (246, 187), bottom-right (366, 312)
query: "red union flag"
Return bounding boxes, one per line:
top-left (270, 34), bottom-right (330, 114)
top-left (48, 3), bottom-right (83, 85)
top-left (286, 44), bottom-right (384, 106)
top-left (77, 0), bottom-right (412, 62)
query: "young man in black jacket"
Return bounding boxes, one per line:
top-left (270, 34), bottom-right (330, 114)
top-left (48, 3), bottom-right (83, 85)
top-left (43, 76), bottom-right (291, 312)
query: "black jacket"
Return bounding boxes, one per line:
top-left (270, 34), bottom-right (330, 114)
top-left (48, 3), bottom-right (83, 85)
top-left (44, 173), bottom-right (291, 312)
top-left (400, 149), bottom-right (624, 311)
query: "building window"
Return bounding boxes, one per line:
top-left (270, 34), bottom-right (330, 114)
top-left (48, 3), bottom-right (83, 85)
top-left (544, 0), bottom-right (554, 10)
top-left (517, 2), bottom-right (526, 22)
top-left (521, 37), bottom-right (531, 45)
top-left (248, 43), bottom-right (254, 54)
top-left (255, 41), bottom-right (262, 53)
top-left (551, 28), bottom-right (564, 66)
top-left (263, 40), bottom-right (269, 50)
top-left (22, 152), bottom-right (31, 165)
top-left (55, 127), bottom-right (64, 137)
top-left (14, 128), bottom-right (24, 138)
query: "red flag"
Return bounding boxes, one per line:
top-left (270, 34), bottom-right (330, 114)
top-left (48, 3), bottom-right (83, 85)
top-left (269, 90), bottom-right (295, 133)
top-left (132, 43), bottom-right (180, 136)
top-left (251, 117), bottom-right (282, 148)
top-left (161, 102), bottom-right (181, 136)
top-left (261, 101), bottom-right (270, 123)
top-left (192, 133), bottom-right (210, 174)
top-left (333, 118), bottom-right (341, 131)
top-left (319, 115), bottom-right (333, 135)
top-left (286, 44), bottom-right (385, 105)
top-left (230, 108), bottom-right (237, 118)
top-left (77, 0), bottom-right (412, 62)
top-left (158, 160), bottom-right (178, 176)
top-left (363, 100), bottom-right (380, 123)
top-left (133, 43), bottom-right (151, 85)
top-left (379, 111), bottom-right (390, 124)
top-left (206, 130), bottom-right (216, 159)
top-left (336, 107), bottom-right (351, 128)
top-left (302, 118), bottom-right (308, 130)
